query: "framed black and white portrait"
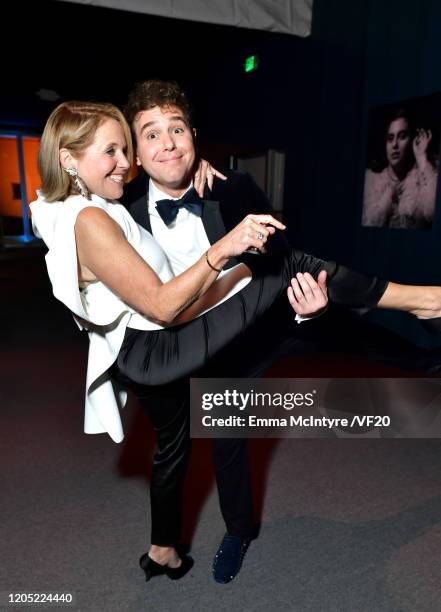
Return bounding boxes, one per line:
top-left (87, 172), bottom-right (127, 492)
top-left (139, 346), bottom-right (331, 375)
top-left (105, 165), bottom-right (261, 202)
top-left (362, 93), bottom-right (440, 229)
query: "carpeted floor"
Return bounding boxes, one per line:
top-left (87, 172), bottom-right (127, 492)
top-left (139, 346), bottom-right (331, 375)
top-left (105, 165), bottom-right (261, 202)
top-left (2, 250), bottom-right (441, 612)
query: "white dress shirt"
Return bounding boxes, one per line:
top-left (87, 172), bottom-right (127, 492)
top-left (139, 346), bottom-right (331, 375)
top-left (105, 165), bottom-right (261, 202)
top-left (148, 180), bottom-right (211, 275)
top-left (148, 179), bottom-right (310, 323)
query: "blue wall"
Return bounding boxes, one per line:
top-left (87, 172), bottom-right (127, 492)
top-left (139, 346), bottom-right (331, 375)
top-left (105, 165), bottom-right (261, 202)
top-left (306, 0), bottom-right (441, 344)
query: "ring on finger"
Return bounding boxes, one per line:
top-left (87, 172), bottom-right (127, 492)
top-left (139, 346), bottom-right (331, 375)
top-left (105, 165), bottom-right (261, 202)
top-left (257, 231), bottom-right (264, 240)
top-left (206, 170), bottom-right (214, 176)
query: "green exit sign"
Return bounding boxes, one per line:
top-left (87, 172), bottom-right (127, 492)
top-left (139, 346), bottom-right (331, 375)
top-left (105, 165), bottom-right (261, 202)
top-left (244, 55), bottom-right (259, 73)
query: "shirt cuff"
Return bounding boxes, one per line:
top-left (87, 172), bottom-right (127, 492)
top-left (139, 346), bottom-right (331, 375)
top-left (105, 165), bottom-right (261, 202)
top-left (295, 305), bottom-right (328, 324)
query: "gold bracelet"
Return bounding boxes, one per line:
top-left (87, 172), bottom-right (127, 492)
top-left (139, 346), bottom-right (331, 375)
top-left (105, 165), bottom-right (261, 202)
top-left (205, 251), bottom-right (222, 273)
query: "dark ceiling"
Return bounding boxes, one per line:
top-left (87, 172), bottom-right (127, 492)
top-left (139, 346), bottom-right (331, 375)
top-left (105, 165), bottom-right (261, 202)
top-left (2, 0), bottom-right (293, 131)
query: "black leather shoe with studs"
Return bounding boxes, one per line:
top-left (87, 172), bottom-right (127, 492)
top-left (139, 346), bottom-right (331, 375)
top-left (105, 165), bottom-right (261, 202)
top-left (212, 534), bottom-right (251, 584)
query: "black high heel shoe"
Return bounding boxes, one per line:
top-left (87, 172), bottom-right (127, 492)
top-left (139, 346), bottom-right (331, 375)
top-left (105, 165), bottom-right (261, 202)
top-left (139, 552), bottom-right (194, 582)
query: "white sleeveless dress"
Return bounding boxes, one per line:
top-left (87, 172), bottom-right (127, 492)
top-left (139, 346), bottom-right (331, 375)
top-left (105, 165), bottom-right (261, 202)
top-left (30, 193), bottom-right (250, 442)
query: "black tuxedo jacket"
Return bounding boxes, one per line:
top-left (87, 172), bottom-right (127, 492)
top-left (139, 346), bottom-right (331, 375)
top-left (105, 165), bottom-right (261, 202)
top-left (121, 168), bottom-right (386, 313)
top-left (120, 168), bottom-right (289, 270)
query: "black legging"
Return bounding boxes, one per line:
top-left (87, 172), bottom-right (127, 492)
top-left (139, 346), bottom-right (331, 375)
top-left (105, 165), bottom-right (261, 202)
top-left (113, 249), bottom-right (386, 546)
top-left (132, 379), bottom-right (191, 546)
top-left (116, 249), bottom-right (387, 387)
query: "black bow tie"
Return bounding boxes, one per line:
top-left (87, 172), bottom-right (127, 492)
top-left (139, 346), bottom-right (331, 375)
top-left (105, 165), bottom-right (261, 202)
top-left (155, 188), bottom-right (203, 226)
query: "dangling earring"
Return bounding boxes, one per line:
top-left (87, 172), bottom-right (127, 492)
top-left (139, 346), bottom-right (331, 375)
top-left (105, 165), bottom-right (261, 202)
top-left (63, 166), bottom-right (91, 200)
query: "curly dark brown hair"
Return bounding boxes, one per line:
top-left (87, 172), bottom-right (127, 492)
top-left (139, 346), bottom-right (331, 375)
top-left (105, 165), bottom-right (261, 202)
top-left (124, 80), bottom-right (193, 131)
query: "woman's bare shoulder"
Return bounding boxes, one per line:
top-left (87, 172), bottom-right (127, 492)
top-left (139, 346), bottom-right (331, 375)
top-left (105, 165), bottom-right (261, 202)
top-left (75, 205), bottom-right (122, 236)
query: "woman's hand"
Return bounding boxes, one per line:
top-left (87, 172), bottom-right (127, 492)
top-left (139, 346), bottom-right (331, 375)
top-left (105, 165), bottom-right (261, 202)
top-left (413, 128), bottom-right (432, 169)
top-left (193, 159), bottom-right (227, 197)
top-left (287, 271), bottom-right (328, 317)
top-left (208, 214), bottom-right (286, 265)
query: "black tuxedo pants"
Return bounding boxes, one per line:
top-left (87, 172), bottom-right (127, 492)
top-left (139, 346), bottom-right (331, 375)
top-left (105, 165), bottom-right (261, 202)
top-left (122, 376), bottom-right (255, 545)
top-left (114, 249), bottom-right (386, 546)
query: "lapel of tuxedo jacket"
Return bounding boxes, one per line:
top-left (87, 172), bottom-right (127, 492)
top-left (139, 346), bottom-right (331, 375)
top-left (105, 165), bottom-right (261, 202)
top-left (201, 199), bottom-right (226, 244)
top-left (132, 175), bottom-right (226, 244)
top-left (127, 173), bottom-right (152, 233)
top-left (202, 198), bottom-right (238, 270)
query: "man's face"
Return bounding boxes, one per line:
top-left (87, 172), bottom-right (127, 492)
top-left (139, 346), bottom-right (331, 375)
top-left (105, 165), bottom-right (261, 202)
top-left (134, 105), bottom-right (196, 196)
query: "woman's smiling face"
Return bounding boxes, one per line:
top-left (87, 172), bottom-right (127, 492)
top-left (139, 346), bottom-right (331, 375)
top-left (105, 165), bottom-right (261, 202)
top-left (73, 118), bottom-right (131, 200)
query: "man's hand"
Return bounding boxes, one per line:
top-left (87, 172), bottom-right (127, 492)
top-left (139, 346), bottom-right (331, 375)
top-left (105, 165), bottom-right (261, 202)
top-left (287, 270), bottom-right (328, 317)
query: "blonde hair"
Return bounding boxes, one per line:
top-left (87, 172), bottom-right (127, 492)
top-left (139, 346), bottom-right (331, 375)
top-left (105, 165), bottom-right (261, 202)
top-left (38, 101), bottom-right (134, 202)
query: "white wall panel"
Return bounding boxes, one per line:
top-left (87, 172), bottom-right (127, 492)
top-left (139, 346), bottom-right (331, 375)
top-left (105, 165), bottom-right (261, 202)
top-left (57, 0), bottom-right (313, 36)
